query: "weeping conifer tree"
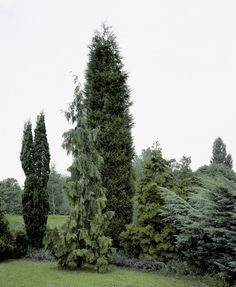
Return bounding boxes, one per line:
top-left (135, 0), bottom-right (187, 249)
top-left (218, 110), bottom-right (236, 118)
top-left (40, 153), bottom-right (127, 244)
top-left (44, 78), bottom-right (115, 272)
top-left (84, 25), bottom-right (135, 246)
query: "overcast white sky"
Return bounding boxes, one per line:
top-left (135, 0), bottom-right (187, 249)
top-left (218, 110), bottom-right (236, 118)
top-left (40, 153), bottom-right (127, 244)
top-left (1, 0), bottom-right (236, 186)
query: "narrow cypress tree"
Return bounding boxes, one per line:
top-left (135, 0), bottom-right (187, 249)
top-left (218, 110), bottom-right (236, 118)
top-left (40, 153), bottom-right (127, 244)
top-left (84, 25), bottom-right (135, 246)
top-left (20, 115), bottom-right (50, 248)
top-left (33, 112), bottom-right (50, 247)
top-left (20, 121), bottom-right (36, 245)
top-left (44, 79), bottom-right (115, 272)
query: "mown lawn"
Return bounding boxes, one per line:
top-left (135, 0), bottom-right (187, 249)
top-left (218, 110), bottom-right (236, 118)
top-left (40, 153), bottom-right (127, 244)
top-left (0, 260), bottom-right (206, 287)
top-left (6, 214), bottom-right (67, 229)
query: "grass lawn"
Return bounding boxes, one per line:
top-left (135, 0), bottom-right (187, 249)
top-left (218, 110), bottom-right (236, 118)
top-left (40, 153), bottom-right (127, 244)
top-left (6, 214), bottom-right (67, 229)
top-left (0, 260), bottom-right (207, 287)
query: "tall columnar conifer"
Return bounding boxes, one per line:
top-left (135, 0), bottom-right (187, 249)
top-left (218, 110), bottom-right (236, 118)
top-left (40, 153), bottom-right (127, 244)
top-left (32, 112), bottom-right (50, 247)
top-left (84, 25), bottom-right (135, 245)
top-left (20, 114), bottom-right (50, 247)
top-left (20, 121), bottom-right (35, 245)
top-left (44, 79), bottom-right (115, 272)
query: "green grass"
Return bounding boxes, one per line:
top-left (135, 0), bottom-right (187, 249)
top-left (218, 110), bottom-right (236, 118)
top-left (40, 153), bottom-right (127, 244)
top-left (6, 214), bottom-right (67, 230)
top-left (0, 260), bottom-right (207, 287)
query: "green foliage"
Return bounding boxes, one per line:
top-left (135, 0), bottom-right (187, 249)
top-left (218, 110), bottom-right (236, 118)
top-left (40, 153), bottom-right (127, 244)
top-left (47, 164), bottom-right (69, 215)
top-left (211, 137), bottom-right (233, 168)
top-left (162, 164), bottom-right (236, 283)
top-left (121, 148), bottom-right (178, 261)
top-left (44, 79), bottom-right (115, 272)
top-left (13, 230), bottom-right (29, 258)
top-left (84, 25), bottom-right (135, 246)
top-left (0, 178), bottom-right (22, 214)
top-left (133, 148), bottom-right (152, 185)
top-left (0, 209), bottom-right (14, 260)
top-left (20, 114), bottom-right (50, 248)
top-left (34, 113), bottom-right (50, 189)
top-left (170, 155), bottom-right (193, 199)
top-left (32, 112), bottom-right (50, 248)
top-left (20, 121), bottom-right (35, 245)
top-left (225, 153), bottom-right (233, 169)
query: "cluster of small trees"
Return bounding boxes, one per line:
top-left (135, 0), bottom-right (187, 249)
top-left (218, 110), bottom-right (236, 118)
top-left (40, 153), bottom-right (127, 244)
top-left (0, 24), bottom-right (235, 284)
top-left (121, 139), bottom-right (235, 283)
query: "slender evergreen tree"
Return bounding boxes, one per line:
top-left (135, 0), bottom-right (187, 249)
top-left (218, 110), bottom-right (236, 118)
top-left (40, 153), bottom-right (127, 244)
top-left (44, 79), bottom-right (114, 272)
top-left (84, 25), bottom-right (135, 245)
top-left (20, 115), bottom-right (50, 248)
top-left (33, 112), bottom-right (50, 247)
top-left (20, 121), bottom-right (36, 245)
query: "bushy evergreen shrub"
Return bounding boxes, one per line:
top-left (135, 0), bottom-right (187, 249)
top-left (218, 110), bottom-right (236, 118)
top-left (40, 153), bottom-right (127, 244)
top-left (0, 209), bottom-right (14, 260)
top-left (121, 148), bottom-right (178, 261)
top-left (13, 230), bottom-right (29, 258)
top-left (162, 164), bottom-right (236, 283)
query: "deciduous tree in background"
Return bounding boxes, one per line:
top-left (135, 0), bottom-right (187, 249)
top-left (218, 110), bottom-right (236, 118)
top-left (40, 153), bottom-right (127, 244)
top-left (47, 164), bottom-right (69, 215)
top-left (0, 178), bottom-right (22, 214)
top-left (210, 137), bottom-right (233, 168)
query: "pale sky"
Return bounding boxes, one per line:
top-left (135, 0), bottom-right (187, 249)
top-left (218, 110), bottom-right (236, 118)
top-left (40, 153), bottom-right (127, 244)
top-left (1, 0), bottom-right (236, 186)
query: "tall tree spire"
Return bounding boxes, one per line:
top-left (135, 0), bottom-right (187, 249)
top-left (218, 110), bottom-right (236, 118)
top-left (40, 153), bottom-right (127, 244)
top-left (84, 25), bottom-right (135, 246)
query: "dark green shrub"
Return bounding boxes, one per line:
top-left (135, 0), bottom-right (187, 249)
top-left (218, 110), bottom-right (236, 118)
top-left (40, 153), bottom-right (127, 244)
top-left (121, 148), bottom-right (178, 261)
top-left (0, 209), bottom-right (14, 260)
top-left (162, 164), bottom-right (236, 283)
top-left (13, 230), bottom-right (29, 258)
